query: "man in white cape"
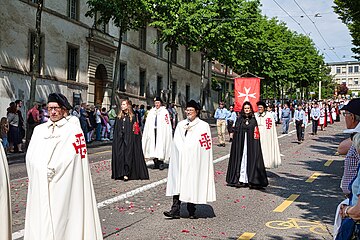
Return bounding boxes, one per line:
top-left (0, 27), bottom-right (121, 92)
top-left (24, 93), bottom-right (103, 240)
top-left (0, 139), bottom-right (12, 240)
top-left (255, 101), bottom-right (281, 169)
top-left (142, 97), bottom-right (172, 170)
top-left (164, 100), bottom-right (216, 219)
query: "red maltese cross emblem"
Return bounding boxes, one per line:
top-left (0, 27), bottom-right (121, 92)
top-left (165, 114), bottom-right (170, 124)
top-left (199, 133), bottom-right (211, 150)
top-left (265, 118), bottom-right (273, 130)
top-left (72, 133), bottom-right (87, 159)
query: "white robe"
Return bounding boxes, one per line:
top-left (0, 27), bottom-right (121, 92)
top-left (0, 139), bottom-right (12, 240)
top-left (166, 117), bottom-right (216, 204)
top-left (24, 118), bottom-right (103, 240)
top-left (255, 112), bottom-right (282, 168)
top-left (142, 106), bottom-right (172, 162)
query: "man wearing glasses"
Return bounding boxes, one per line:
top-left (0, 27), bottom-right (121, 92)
top-left (24, 93), bottom-right (103, 240)
top-left (339, 98), bottom-right (360, 196)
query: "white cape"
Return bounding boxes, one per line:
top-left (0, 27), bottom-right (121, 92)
top-left (24, 118), bottom-right (103, 240)
top-left (142, 106), bottom-right (172, 162)
top-left (0, 139), bottom-right (12, 240)
top-left (166, 118), bottom-right (216, 204)
top-left (255, 112), bottom-right (282, 168)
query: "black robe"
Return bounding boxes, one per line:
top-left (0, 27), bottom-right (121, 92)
top-left (226, 114), bottom-right (268, 187)
top-left (111, 115), bottom-right (149, 180)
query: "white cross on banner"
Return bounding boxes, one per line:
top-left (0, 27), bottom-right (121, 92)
top-left (234, 77), bottom-right (260, 112)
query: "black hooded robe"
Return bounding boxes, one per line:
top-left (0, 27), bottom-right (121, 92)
top-left (111, 115), bottom-right (149, 180)
top-left (226, 114), bottom-right (268, 187)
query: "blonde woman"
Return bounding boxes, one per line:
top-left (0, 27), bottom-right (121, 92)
top-left (111, 100), bottom-right (149, 181)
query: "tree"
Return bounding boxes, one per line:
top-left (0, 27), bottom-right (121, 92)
top-left (29, 0), bottom-right (43, 109)
top-left (86, 0), bottom-right (151, 105)
top-left (334, 0), bottom-right (360, 59)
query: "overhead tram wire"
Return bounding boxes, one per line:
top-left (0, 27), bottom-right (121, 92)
top-left (271, 0), bottom-right (334, 62)
top-left (293, 0), bottom-right (342, 61)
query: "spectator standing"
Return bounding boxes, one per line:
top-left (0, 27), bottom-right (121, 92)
top-left (0, 117), bottom-right (9, 152)
top-left (108, 105), bottom-right (117, 140)
top-left (280, 103), bottom-right (291, 134)
top-left (95, 106), bottom-right (102, 141)
top-left (226, 105), bottom-right (237, 142)
top-left (214, 102), bottom-right (228, 147)
top-left (101, 107), bottom-right (110, 141)
top-left (26, 102), bottom-right (40, 142)
top-left (79, 103), bottom-right (89, 143)
top-left (7, 103), bottom-right (23, 153)
top-left (40, 103), bottom-right (49, 123)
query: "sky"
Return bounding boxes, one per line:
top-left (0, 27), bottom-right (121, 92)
top-left (260, 0), bottom-right (356, 63)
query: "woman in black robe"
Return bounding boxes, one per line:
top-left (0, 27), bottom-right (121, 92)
top-left (111, 100), bottom-right (149, 181)
top-left (226, 101), bottom-right (268, 189)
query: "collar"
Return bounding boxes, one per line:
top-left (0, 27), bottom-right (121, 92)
top-left (344, 122), bottom-right (360, 134)
top-left (184, 117), bottom-right (200, 130)
top-left (45, 118), bottom-right (68, 129)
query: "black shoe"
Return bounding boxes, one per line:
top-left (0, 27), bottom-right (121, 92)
top-left (222, 143), bottom-right (226, 147)
top-left (229, 138), bottom-right (233, 142)
top-left (249, 185), bottom-right (265, 190)
top-left (235, 182), bottom-right (249, 188)
top-left (217, 144), bottom-right (223, 147)
top-left (159, 164), bottom-right (165, 171)
top-left (226, 183), bottom-right (237, 187)
top-left (163, 211), bottom-right (180, 219)
top-left (153, 159), bottom-right (159, 169)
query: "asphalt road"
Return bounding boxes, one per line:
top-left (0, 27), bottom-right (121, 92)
top-left (8, 120), bottom-right (347, 240)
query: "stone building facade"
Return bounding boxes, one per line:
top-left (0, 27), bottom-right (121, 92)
top-left (328, 61), bottom-right (360, 97)
top-left (0, 0), bottom-right (212, 119)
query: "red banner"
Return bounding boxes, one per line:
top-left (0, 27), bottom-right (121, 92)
top-left (234, 77), bottom-right (260, 112)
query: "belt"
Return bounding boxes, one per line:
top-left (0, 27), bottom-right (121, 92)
top-left (217, 118), bottom-right (226, 120)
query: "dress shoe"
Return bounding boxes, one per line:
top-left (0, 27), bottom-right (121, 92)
top-left (235, 182), bottom-right (249, 188)
top-left (159, 164), bottom-right (165, 171)
top-left (163, 211), bottom-right (180, 219)
top-left (217, 144), bottom-right (223, 147)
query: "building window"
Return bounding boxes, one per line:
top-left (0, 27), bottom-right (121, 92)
top-left (171, 48), bottom-right (177, 64)
top-left (68, 0), bottom-right (78, 20)
top-left (336, 67), bottom-right (341, 74)
top-left (185, 85), bottom-right (190, 102)
top-left (139, 69), bottom-right (146, 96)
top-left (119, 63), bottom-right (126, 91)
top-left (95, 12), bottom-right (108, 33)
top-left (139, 27), bottom-right (146, 50)
top-left (172, 80), bottom-right (177, 103)
top-left (67, 46), bottom-right (78, 81)
top-left (342, 78), bottom-right (347, 84)
top-left (342, 67), bottom-right (346, 73)
top-left (185, 48), bottom-right (191, 69)
top-left (349, 66), bottom-right (353, 73)
top-left (30, 0), bottom-right (39, 3)
top-left (355, 66), bottom-right (359, 73)
top-left (156, 30), bottom-right (163, 58)
top-left (121, 31), bottom-right (127, 42)
top-left (355, 78), bottom-right (359, 85)
top-left (29, 32), bottom-right (44, 74)
top-left (156, 75), bottom-right (163, 96)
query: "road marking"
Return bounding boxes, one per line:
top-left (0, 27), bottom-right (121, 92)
top-left (306, 173), bottom-right (321, 183)
top-left (324, 160), bottom-right (333, 167)
top-left (273, 194), bottom-right (300, 213)
top-left (238, 232), bottom-right (256, 239)
top-left (266, 218), bottom-right (327, 235)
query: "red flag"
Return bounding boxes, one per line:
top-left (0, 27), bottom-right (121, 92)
top-left (234, 77), bottom-right (260, 112)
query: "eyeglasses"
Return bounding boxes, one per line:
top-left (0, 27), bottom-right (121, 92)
top-left (342, 112), bottom-right (352, 117)
top-left (47, 107), bottom-right (62, 111)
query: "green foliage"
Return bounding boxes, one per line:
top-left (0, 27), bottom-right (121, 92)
top-left (334, 0), bottom-right (360, 59)
top-left (86, 0), bottom-right (151, 33)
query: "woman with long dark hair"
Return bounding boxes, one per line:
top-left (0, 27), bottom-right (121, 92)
top-left (226, 101), bottom-right (268, 189)
top-left (111, 100), bottom-right (149, 181)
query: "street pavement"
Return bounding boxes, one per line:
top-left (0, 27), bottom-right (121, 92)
top-left (8, 119), bottom-right (347, 239)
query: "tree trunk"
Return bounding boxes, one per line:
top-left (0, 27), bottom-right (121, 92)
top-left (29, 0), bottom-right (43, 107)
top-left (199, 53), bottom-right (206, 108)
top-left (224, 65), bottom-right (228, 104)
top-left (111, 27), bottom-right (123, 106)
